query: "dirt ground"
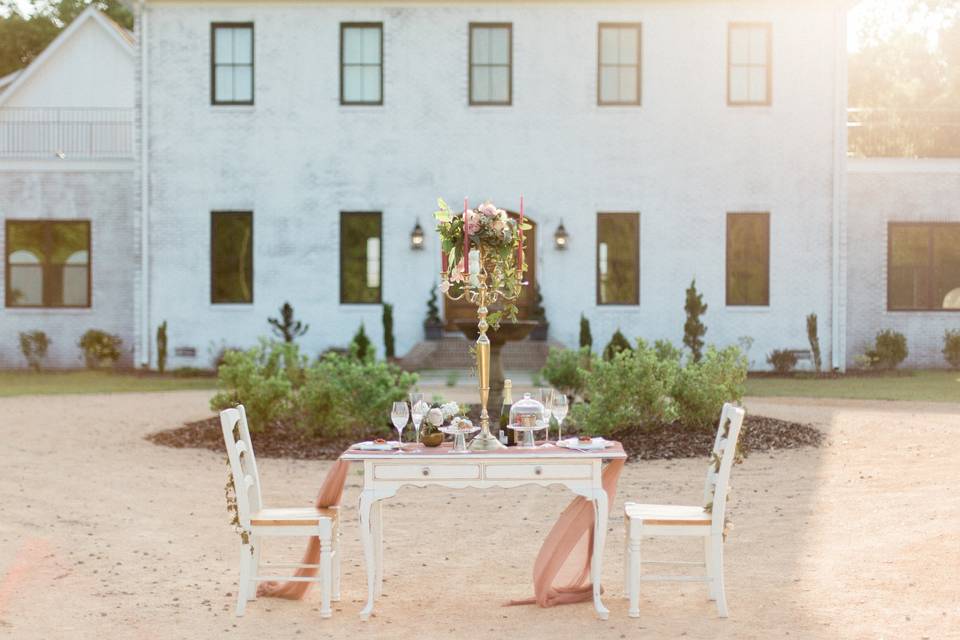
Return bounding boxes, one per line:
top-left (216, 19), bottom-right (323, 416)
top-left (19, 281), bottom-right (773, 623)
top-left (0, 391), bottom-right (957, 639)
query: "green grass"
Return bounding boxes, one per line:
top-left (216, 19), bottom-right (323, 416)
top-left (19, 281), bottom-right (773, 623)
top-left (0, 370), bottom-right (218, 397)
top-left (745, 369), bottom-right (960, 403)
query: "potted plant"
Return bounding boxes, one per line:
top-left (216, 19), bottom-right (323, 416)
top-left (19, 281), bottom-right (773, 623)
top-left (424, 286), bottom-right (443, 340)
top-left (530, 283), bottom-right (549, 341)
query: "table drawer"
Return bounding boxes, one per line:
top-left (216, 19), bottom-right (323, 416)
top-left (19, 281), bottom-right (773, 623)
top-left (373, 463), bottom-right (481, 481)
top-left (484, 463), bottom-right (592, 481)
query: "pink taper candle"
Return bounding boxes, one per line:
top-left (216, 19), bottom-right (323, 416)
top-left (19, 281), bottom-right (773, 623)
top-left (463, 197), bottom-right (470, 275)
top-left (518, 195), bottom-right (524, 272)
top-left (441, 246), bottom-right (448, 272)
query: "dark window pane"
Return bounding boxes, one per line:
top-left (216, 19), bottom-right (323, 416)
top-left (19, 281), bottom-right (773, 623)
top-left (933, 226), bottom-right (960, 309)
top-left (597, 213), bottom-right (639, 305)
top-left (726, 213), bottom-right (769, 306)
top-left (5, 220), bottom-right (89, 308)
top-left (211, 212), bottom-right (253, 303)
top-left (889, 223), bottom-right (960, 310)
top-left (340, 212), bottom-right (382, 304)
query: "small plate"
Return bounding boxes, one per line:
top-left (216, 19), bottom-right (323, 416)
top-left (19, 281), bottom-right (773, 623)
top-left (557, 437), bottom-right (610, 451)
top-left (352, 440), bottom-right (402, 451)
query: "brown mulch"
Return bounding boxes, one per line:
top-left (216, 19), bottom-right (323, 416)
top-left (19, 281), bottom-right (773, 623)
top-left (147, 413), bottom-right (822, 462)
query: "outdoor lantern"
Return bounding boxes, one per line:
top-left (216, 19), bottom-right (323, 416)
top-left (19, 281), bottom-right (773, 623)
top-left (554, 221), bottom-right (569, 250)
top-left (410, 221), bottom-right (425, 250)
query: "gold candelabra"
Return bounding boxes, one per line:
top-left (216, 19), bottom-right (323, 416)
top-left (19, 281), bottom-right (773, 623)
top-left (439, 248), bottom-right (525, 450)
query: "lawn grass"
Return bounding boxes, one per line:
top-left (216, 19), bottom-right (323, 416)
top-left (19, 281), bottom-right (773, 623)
top-left (0, 370), bottom-right (218, 397)
top-left (745, 369), bottom-right (960, 403)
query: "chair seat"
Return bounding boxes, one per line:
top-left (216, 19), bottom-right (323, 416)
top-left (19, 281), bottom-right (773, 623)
top-left (625, 502), bottom-right (710, 526)
top-left (250, 506), bottom-right (339, 527)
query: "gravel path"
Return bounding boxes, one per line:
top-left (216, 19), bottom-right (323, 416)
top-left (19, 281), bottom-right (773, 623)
top-left (0, 391), bottom-right (957, 639)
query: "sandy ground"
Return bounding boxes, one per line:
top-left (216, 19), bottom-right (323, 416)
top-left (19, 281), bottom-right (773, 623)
top-left (0, 391), bottom-right (958, 640)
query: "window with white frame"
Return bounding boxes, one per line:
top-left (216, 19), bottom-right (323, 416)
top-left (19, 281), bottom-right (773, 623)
top-left (727, 22), bottom-right (771, 106)
top-left (598, 23), bottom-right (642, 105)
top-left (212, 23), bottom-right (254, 105)
top-left (341, 23), bottom-right (383, 105)
top-left (469, 23), bottom-right (512, 105)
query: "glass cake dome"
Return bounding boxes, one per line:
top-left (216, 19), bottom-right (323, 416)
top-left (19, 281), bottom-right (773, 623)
top-left (509, 392), bottom-right (545, 428)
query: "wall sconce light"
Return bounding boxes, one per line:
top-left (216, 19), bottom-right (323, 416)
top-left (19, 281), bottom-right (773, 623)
top-left (410, 220), bottom-right (425, 250)
top-left (554, 221), bottom-right (569, 250)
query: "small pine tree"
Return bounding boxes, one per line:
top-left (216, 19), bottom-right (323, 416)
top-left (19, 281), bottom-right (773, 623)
top-left (531, 284), bottom-right (546, 322)
top-left (425, 286), bottom-right (441, 324)
top-left (579, 314), bottom-right (593, 351)
top-left (268, 302), bottom-right (309, 343)
top-left (683, 279), bottom-right (708, 363)
top-left (156, 321), bottom-right (168, 374)
top-left (602, 328), bottom-right (633, 361)
top-left (382, 303), bottom-right (395, 359)
top-left (350, 323), bottom-right (373, 362)
top-left (806, 313), bottom-right (822, 373)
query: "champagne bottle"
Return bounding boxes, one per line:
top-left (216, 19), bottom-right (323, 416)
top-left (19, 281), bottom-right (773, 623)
top-left (499, 379), bottom-right (514, 445)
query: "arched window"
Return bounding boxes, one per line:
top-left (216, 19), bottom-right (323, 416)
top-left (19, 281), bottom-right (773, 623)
top-left (5, 220), bottom-right (91, 308)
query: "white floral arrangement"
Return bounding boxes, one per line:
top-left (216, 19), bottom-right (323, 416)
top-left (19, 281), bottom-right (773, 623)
top-left (426, 402), bottom-right (473, 430)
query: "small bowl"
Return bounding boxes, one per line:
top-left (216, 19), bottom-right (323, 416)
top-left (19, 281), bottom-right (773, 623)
top-left (422, 432), bottom-right (444, 447)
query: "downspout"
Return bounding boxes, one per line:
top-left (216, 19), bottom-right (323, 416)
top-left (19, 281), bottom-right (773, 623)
top-left (830, 5), bottom-right (848, 372)
top-left (138, 0), bottom-right (151, 368)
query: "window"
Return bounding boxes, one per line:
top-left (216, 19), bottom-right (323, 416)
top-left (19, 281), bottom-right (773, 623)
top-left (726, 212), bottom-right (770, 306)
top-left (888, 223), bottom-right (960, 311)
top-left (598, 23), bottom-right (642, 105)
top-left (469, 23), bottom-right (511, 105)
top-left (341, 212), bottom-right (382, 304)
top-left (211, 212), bottom-right (253, 304)
top-left (596, 213), bottom-right (639, 305)
top-left (340, 23), bottom-right (383, 105)
top-left (211, 23), bottom-right (254, 105)
top-left (5, 220), bottom-right (90, 308)
top-left (727, 22), bottom-right (771, 106)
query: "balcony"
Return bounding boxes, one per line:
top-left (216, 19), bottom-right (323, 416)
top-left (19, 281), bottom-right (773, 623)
top-left (848, 108), bottom-right (960, 158)
top-left (0, 107), bottom-right (134, 160)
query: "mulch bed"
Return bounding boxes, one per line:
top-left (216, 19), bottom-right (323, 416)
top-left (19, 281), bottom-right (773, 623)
top-left (147, 414), bottom-right (823, 462)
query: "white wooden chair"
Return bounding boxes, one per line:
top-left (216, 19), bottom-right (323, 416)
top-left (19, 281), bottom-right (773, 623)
top-left (623, 402), bottom-right (746, 618)
top-left (220, 405), bottom-right (341, 617)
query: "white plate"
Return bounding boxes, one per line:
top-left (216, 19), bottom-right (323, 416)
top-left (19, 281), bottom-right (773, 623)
top-left (352, 440), bottom-right (401, 451)
top-left (557, 437), bottom-right (610, 451)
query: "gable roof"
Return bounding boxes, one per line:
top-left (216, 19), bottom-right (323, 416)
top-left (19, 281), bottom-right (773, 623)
top-left (0, 6), bottom-right (135, 105)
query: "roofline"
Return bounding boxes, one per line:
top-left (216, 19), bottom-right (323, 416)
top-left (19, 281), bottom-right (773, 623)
top-left (0, 6), bottom-right (135, 107)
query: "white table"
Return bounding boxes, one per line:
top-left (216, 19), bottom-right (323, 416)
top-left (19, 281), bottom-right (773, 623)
top-left (341, 443), bottom-right (627, 620)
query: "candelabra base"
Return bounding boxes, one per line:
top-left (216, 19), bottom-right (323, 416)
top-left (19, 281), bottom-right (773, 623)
top-left (468, 431), bottom-right (507, 451)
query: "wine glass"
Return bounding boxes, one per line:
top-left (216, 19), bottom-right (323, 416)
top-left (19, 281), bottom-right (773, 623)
top-left (391, 401), bottom-right (409, 449)
top-left (551, 393), bottom-right (568, 443)
top-left (538, 388), bottom-right (554, 441)
top-left (410, 393), bottom-right (427, 444)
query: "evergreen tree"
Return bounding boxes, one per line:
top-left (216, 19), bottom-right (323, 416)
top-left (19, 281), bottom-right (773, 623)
top-left (683, 279), bottom-right (707, 363)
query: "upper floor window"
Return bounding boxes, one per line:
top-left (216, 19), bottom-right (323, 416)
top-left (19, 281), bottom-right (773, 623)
top-left (212, 23), bottom-right (254, 105)
top-left (341, 23), bottom-right (383, 105)
top-left (5, 220), bottom-right (90, 308)
top-left (469, 23), bottom-right (512, 106)
top-left (888, 223), bottom-right (960, 311)
top-left (211, 211), bottom-right (253, 304)
top-left (597, 212), bottom-right (639, 305)
top-left (598, 23), bottom-right (641, 106)
top-left (727, 22), bottom-right (771, 106)
top-left (341, 212), bottom-right (382, 304)
top-left (726, 212), bottom-right (770, 306)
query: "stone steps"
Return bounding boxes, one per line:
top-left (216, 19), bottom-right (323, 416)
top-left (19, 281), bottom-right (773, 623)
top-left (399, 335), bottom-right (561, 371)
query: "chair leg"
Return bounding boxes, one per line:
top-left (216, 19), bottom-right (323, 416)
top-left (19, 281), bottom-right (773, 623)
top-left (704, 535), bottom-right (717, 601)
top-left (627, 531), bottom-right (641, 618)
top-left (332, 524), bottom-right (342, 602)
top-left (320, 536), bottom-right (332, 619)
top-left (248, 537), bottom-right (261, 601)
top-left (236, 543), bottom-right (251, 617)
top-left (711, 534), bottom-right (728, 618)
top-left (623, 525), bottom-right (630, 598)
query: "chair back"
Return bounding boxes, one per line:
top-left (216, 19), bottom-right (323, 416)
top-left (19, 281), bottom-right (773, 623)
top-left (701, 403), bottom-right (746, 534)
top-left (220, 405), bottom-right (263, 529)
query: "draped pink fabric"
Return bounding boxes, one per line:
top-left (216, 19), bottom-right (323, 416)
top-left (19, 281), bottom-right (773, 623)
top-left (256, 458), bottom-right (350, 599)
top-left (509, 457), bottom-right (626, 607)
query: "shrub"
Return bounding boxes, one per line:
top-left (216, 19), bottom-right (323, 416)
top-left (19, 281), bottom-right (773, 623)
top-left (79, 329), bottom-right (122, 369)
top-left (445, 370), bottom-right (459, 387)
top-left (683, 279), bottom-right (708, 362)
top-left (602, 328), bottom-right (632, 361)
top-left (540, 347), bottom-right (591, 399)
top-left (944, 330), bottom-right (960, 369)
top-left (806, 313), bottom-right (822, 373)
top-left (531, 284), bottom-right (546, 323)
top-left (268, 302), bottom-right (309, 343)
top-left (350, 324), bottom-right (374, 362)
top-left (19, 330), bottom-right (50, 371)
top-left (579, 314), bottom-right (593, 351)
top-left (425, 286), bottom-right (442, 324)
top-left (866, 330), bottom-right (908, 370)
top-left (671, 345), bottom-right (747, 428)
top-left (767, 349), bottom-right (798, 374)
top-left (156, 321), bottom-right (168, 374)
top-left (653, 339), bottom-right (682, 363)
top-left (382, 303), bottom-right (395, 359)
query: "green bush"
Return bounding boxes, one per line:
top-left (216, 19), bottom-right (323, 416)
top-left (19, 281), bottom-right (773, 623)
top-left (945, 330), bottom-right (960, 369)
top-left (350, 323), bottom-right (374, 362)
top-left (671, 346), bottom-right (747, 428)
top-left (602, 328), bottom-right (632, 361)
top-left (653, 339), bottom-right (682, 364)
top-left (79, 329), bottom-right (122, 369)
top-left (683, 279), bottom-right (708, 363)
top-left (866, 330), bottom-right (908, 370)
top-left (767, 349), bottom-right (798, 374)
top-left (579, 314), bottom-right (592, 351)
top-left (156, 321), bottom-right (168, 374)
top-left (540, 346), bottom-right (592, 399)
top-left (382, 303), bottom-right (395, 359)
top-left (806, 313), bottom-right (822, 373)
top-left (19, 330), bottom-right (50, 371)
top-left (268, 302), bottom-right (309, 343)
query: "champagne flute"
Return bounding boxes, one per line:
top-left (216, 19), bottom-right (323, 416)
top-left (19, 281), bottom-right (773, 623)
top-left (538, 388), bottom-right (554, 442)
top-left (551, 393), bottom-right (568, 443)
top-left (391, 401), bottom-right (409, 450)
top-left (410, 393), bottom-right (426, 444)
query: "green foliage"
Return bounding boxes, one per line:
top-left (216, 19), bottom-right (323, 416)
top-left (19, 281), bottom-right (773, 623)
top-left (350, 323), bottom-right (374, 362)
top-left (268, 301), bottom-right (309, 343)
top-left (156, 321), bottom-right (168, 374)
top-left (944, 330), bottom-right (960, 369)
top-left (671, 346), bottom-right (748, 428)
top-left (865, 330), bottom-right (908, 370)
top-left (540, 346), bottom-right (592, 399)
top-left (683, 279), bottom-right (708, 363)
top-left (78, 329), bottom-right (122, 369)
top-left (425, 286), bottom-right (441, 324)
top-left (530, 283), bottom-right (546, 322)
top-left (382, 303), bottom-right (395, 359)
top-left (653, 339), bottom-right (682, 364)
top-left (602, 328), bottom-right (632, 362)
top-left (767, 349), bottom-right (798, 374)
top-left (579, 314), bottom-right (593, 351)
top-left (445, 370), bottom-right (459, 387)
top-left (806, 313), bottom-right (822, 373)
top-left (18, 330), bottom-right (50, 370)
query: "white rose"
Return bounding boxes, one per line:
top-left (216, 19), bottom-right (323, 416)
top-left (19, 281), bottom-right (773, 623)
top-left (427, 408), bottom-right (444, 427)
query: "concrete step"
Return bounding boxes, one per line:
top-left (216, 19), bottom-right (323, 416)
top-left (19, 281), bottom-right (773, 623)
top-left (400, 335), bottom-right (561, 372)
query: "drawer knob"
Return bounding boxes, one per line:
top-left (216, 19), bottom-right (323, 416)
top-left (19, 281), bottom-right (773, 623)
top-left (534, 466), bottom-right (543, 476)
top-left (421, 467), bottom-right (430, 477)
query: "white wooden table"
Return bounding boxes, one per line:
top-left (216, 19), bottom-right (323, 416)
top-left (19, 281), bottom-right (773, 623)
top-left (341, 443), bottom-right (627, 620)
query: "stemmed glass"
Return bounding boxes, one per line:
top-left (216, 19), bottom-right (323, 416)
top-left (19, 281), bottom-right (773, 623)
top-left (391, 401), bottom-right (409, 450)
top-left (538, 388), bottom-right (555, 442)
top-left (409, 393), bottom-right (427, 444)
top-left (551, 393), bottom-right (569, 443)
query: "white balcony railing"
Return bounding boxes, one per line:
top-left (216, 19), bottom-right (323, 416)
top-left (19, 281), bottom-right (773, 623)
top-left (0, 107), bottom-right (134, 159)
top-left (848, 108), bottom-right (960, 158)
